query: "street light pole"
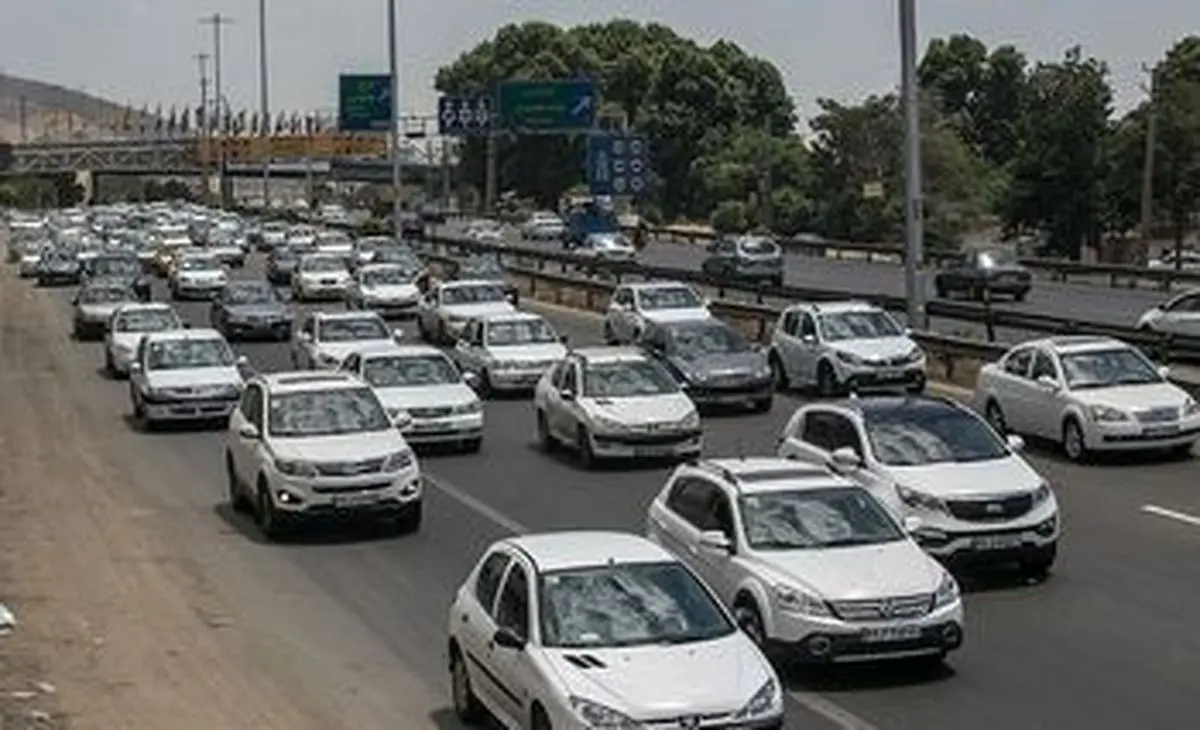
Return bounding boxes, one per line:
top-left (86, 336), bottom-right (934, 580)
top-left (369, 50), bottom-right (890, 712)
top-left (387, 0), bottom-right (403, 239)
top-left (201, 12), bottom-right (234, 207)
top-left (194, 52), bottom-right (211, 203)
top-left (258, 0), bottom-right (271, 206)
top-left (899, 0), bottom-right (925, 328)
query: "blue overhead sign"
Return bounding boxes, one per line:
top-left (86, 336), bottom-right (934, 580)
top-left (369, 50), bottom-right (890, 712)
top-left (437, 95), bottom-right (493, 136)
top-left (587, 133), bottom-right (648, 197)
top-left (338, 74), bottom-right (392, 132)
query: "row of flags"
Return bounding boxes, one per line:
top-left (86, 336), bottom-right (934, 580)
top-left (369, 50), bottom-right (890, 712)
top-left (104, 104), bottom-right (340, 138)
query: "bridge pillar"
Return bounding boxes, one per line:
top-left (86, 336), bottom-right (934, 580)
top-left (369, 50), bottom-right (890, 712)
top-left (75, 169), bottom-right (94, 205)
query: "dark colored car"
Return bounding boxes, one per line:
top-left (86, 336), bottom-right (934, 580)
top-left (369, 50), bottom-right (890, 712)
top-left (447, 254), bottom-right (519, 305)
top-left (934, 246), bottom-right (1032, 301)
top-left (399, 212), bottom-right (426, 239)
top-left (37, 248), bottom-right (83, 286)
top-left (418, 204), bottom-right (446, 225)
top-left (701, 235), bottom-right (784, 288)
top-left (209, 280), bottom-right (292, 341)
top-left (639, 318), bottom-right (774, 412)
top-left (83, 253), bottom-right (152, 301)
top-left (266, 246), bottom-right (303, 285)
top-left (71, 279), bottom-right (140, 340)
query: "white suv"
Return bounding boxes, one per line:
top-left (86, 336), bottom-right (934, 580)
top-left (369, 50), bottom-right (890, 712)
top-left (224, 371), bottom-right (422, 540)
top-left (769, 301), bottom-right (925, 397)
top-left (777, 395), bottom-right (1060, 577)
top-left (448, 531), bottom-right (784, 730)
top-left (647, 458), bottom-right (964, 666)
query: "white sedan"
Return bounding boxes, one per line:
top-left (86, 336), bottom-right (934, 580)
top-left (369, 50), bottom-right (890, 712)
top-left (1136, 288), bottom-right (1200, 338)
top-left (104, 303), bottom-right (185, 377)
top-left (416, 279), bottom-right (517, 344)
top-left (603, 281), bottom-right (711, 344)
top-left (292, 311), bottom-right (402, 370)
top-left (533, 347), bottom-right (702, 467)
top-left (448, 531), bottom-right (784, 730)
top-left (974, 335), bottom-right (1200, 461)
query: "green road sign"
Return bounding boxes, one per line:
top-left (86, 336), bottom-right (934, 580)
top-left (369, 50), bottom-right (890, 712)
top-left (497, 80), bottom-right (595, 133)
top-left (338, 74), bottom-right (392, 132)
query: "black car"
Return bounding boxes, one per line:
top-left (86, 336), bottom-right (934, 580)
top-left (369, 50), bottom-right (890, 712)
top-left (83, 253), bottom-right (152, 301)
top-left (638, 318), bottom-right (774, 412)
top-left (209, 280), bottom-right (293, 341)
top-left (934, 246), bottom-right (1032, 301)
top-left (399, 212), bottom-right (426, 239)
top-left (36, 248), bottom-right (83, 286)
top-left (266, 246), bottom-right (303, 285)
top-left (418, 205), bottom-right (446, 225)
top-left (448, 255), bottom-right (519, 305)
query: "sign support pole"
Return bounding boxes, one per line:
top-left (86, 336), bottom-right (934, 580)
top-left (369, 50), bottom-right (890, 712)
top-left (484, 132), bottom-right (496, 215)
top-left (387, 0), bottom-right (403, 239)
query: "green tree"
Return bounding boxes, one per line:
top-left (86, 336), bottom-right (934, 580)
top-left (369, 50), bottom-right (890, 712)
top-left (688, 127), bottom-right (811, 231)
top-left (1152, 37), bottom-right (1200, 253)
top-left (1001, 47), bottom-right (1113, 259)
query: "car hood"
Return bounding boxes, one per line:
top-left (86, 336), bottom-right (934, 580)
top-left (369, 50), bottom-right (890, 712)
top-left (144, 366), bottom-right (242, 389)
top-left (314, 338), bottom-right (395, 362)
top-left (363, 283), bottom-right (420, 300)
top-left (672, 351), bottom-right (767, 380)
top-left (441, 302), bottom-right (517, 319)
top-left (299, 269), bottom-right (351, 280)
top-left (827, 336), bottom-right (919, 361)
top-left (487, 343), bottom-right (567, 364)
top-left (79, 302), bottom-right (128, 319)
top-left (1067, 383), bottom-right (1190, 412)
top-left (375, 383), bottom-right (477, 410)
top-left (177, 269), bottom-right (225, 280)
top-left (226, 303), bottom-right (290, 319)
top-left (269, 429), bottom-right (406, 462)
top-left (582, 393), bottom-right (695, 425)
top-left (888, 454), bottom-right (1042, 498)
top-left (751, 540), bottom-right (942, 600)
top-left (641, 307), bottom-right (711, 324)
top-left (542, 632), bottom-right (769, 719)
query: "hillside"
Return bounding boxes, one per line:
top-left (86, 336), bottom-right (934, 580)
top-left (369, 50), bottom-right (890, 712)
top-left (0, 72), bottom-right (150, 143)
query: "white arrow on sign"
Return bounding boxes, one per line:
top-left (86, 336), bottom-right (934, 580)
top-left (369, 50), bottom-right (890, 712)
top-left (571, 95), bottom-right (593, 118)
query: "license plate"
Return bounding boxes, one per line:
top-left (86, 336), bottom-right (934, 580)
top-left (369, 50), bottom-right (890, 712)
top-left (332, 492), bottom-right (379, 508)
top-left (633, 446), bottom-right (669, 457)
top-left (320, 279), bottom-right (336, 285)
top-left (1143, 424), bottom-right (1180, 437)
top-left (971, 534), bottom-right (1024, 551)
top-left (413, 420), bottom-right (450, 431)
top-left (861, 625), bottom-right (923, 643)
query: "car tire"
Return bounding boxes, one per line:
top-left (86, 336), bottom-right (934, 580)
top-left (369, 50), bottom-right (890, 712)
top-left (449, 646), bottom-right (484, 725)
top-left (770, 274), bottom-right (784, 289)
top-left (256, 482), bottom-right (288, 542)
top-left (225, 453), bottom-right (251, 514)
top-left (132, 394), bottom-right (154, 432)
top-left (275, 326), bottom-right (291, 342)
top-left (536, 410), bottom-right (555, 452)
top-left (530, 705), bottom-right (552, 730)
top-left (769, 352), bottom-right (790, 392)
top-left (603, 321), bottom-right (617, 345)
top-left (1013, 289), bottom-right (1028, 303)
top-left (577, 425), bottom-right (597, 469)
top-left (934, 281), bottom-right (948, 299)
top-left (1167, 443), bottom-right (1193, 460)
top-left (733, 598), bottom-right (768, 651)
top-left (1062, 417), bottom-right (1089, 463)
top-left (816, 361), bottom-right (841, 398)
top-left (1022, 542), bottom-right (1057, 581)
top-left (104, 349), bottom-right (117, 378)
top-left (985, 400), bottom-right (1008, 434)
top-left (752, 396), bottom-right (773, 413)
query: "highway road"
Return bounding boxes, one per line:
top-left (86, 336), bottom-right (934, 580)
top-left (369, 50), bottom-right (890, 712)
top-left (18, 252), bottom-right (1200, 730)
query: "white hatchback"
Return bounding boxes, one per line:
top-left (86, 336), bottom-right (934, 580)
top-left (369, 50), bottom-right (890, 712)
top-left (603, 281), bottom-right (711, 344)
top-left (448, 531), bottom-right (784, 730)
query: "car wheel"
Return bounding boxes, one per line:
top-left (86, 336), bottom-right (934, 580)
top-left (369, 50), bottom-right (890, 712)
top-left (133, 394), bottom-right (154, 432)
top-left (1167, 443), bottom-right (1193, 460)
top-left (104, 349), bottom-right (117, 378)
top-left (477, 369), bottom-right (494, 398)
top-left (752, 396), bottom-right (773, 413)
top-left (1021, 542), bottom-right (1057, 581)
top-left (536, 410), bottom-right (555, 452)
top-left (225, 453), bottom-right (251, 514)
top-left (770, 274), bottom-right (784, 288)
top-left (256, 482), bottom-right (288, 541)
top-left (816, 361), bottom-right (841, 398)
top-left (733, 598), bottom-right (768, 649)
top-left (530, 705), bottom-right (552, 730)
top-left (449, 647), bottom-right (484, 725)
top-left (1062, 417), bottom-right (1089, 463)
top-left (985, 400), bottom-right (1008, 434)
top-left (603, 321), bottom-right (617, 345)
top-left (1013, 289), bottom-right (1028, 303)
top-left (577, 425), bottom-right (597, 469)
top-left (769, 352), bottom-right (789, 391)
top-left (934, 281), bottom-right (948, 299)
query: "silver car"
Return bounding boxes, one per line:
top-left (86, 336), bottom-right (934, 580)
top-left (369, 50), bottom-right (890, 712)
top-left (453, 312), bottom-right (568, 394)
top-left (72, 279), bottom-right (140, 340)
top-left (639, 318), bottom-right (774, 411)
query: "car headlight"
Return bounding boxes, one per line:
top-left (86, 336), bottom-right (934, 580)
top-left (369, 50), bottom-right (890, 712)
top-left (452, 400), bottom-right (482, 415)
top-left (896, 485), bottom-right (947, 513)
top-left (932, 573), bottom-right (960, 609)
top-left (677, 410), bottom-right (700, 430)
top-left (382, 449), bottom-right (415, 473)
top-left (214, 383), bottom-right (242, 398)
top-left (1089, 404), bottom-right (1129, 422)
top-left (1032, 482), bottom-right (1053, 505)
top-left (733, 679), bottom-right (779, 721)
top-left (905, 347), bottom-right (924, 363)
top-left (774, 584), bottom-right (831, 617)
top-left (590, 412), bottom-right (626, 432)
top-left (317, 352), bottom-right (340, 366)
top-left (568, 697), bottom-right (639, 728)
top-left (274, 458), bottom-right (317, 477)
top-left (835, 350), bottom-right (865, 365)
top-left (1183, 399), bottom-right (1200, 417)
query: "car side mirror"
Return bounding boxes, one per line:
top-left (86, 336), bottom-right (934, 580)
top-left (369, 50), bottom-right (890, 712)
top-left (1006, 434), bottom-right (1025, 452)
top-left (902, 516), bottom-right (923, 534)
top-left (237, 423), bottom-right (260, 440)
top-left (392, 328), bottom-right (404, 342)
top-left (129, 362), bottom-right (142, 373)
top-left (828, 446), bottom-right (862, 472)
top-left (1157, 365), bottom-right (1171, 379)
top-left (492, 627), bottom-right (525, 651)
top-left (298, 331), bottom-right (312, 342)
top-left (699, 530), bottom-right (734, 554)
top-left (235, 354), bottom-right (249, 367)
top-left (703, 297), bottom-right (712, 308)
top-left (1036, 375), bottom-right (1060, 390)
top-left (391, 411), bottom-right (414, 430)
top-left (903, 327), bottom-right (914, 337)
top-left (559, 389), bottom-right (575, 401)
top-left (462, 372), bottom-right (481, 390)
top-left (801, 334), bottom-right (816, 344)
top-left (559, 334), bottom-right (569, 344)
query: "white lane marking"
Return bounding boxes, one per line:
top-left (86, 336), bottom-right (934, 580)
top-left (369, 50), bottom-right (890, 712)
top-left (1142, 504), bottom-right (1200, 528)
top-left (426, 475), bottom-right (879, 730)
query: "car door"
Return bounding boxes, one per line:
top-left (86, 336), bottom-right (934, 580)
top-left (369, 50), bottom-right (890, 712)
top-left (293, 315), bottom-right (316, 368)
top-left (791, 312), bottom-right (822, 385)
top-left (1159, 293), bottom-right (1200, 337)
top-left (690, 485), bottom-right (742, 602)
top-left (1024, 349), bottom-right (1065, 439)
top-left (454, 320), bottom-right (485, 374)
top-left (228, 384), bottom-right (264, 485)
top-left (548, 360), bottom-right (583, 440)
top-left (649, 477), bottom-right (717, 571)
top-left (606, 286), bottom-right (634, 341)
top-left (454, 550), bottom-right (513, 719)
top-left (488, 560), bottom-right (538, 728)
top-left (990, 346), bottom-right (1036, 433)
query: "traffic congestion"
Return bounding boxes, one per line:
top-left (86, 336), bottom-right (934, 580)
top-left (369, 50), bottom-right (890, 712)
top-left (4, 201), bottom-right (1200, 730)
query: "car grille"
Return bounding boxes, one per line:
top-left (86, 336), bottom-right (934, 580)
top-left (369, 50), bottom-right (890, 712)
top-left (946, 493), bottom-right (1033, 521)
top-left (707, 372), bottom-right (752, 386)
top-left (829, 594), bottom-right (933, 622)
top-left (313, 457), bottom-right (387, 477)
top-left (410, 406), bottom-right (452, 418)
top-left (884, 354), bottom-right (914, 366)
top-left (642, 713), bottom-right (738, 729)
top-left (1136, 407), bottom-right (1179, 423)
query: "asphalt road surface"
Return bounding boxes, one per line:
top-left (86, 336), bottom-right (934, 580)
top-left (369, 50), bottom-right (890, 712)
top-left (20, 252), bottom-right (1200, 730)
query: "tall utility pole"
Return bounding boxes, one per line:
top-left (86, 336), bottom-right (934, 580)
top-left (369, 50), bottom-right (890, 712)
top-left (387, 0), bottom-right (403, 238)
top-left (195, 52), bottom-right (211, 203)
top-left (1139, 63), bottom-right (1159, 265)
top-left (201, 12), bottom-right (234, 207)
top-left (899, 0), bottom-right (925, 328)
top-left (18, 95), bottom-right (27, 142)
top-left (258, 0), bottom-right (271, 206)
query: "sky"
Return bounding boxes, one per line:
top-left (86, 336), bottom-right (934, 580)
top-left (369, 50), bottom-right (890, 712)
top-left (1, 0), bottom-right (1198, 126)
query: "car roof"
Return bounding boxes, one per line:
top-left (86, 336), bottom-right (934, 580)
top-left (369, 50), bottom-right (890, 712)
top-left (818, 393), bottom-right (964, 419)
top-left (358, 262), bottom-right (412, 273)
top-left (783, 299), bottom-right (879, 314)
top-left (113, 302), bottom-right (174, 314)
top-left (693, 457), bottom-right (855, 494)
top-left (504, 531), bottom-right (673, 573)
top-left (475, 311), bottom-right (544, 324)
top-left (311, 310), bottom-right (385, 322)
top-left (356, 343), bottom-right (444, 359)
top-left (623, 280), bottom-right (695, 292)
top-left (1030, 336), bottom-right (1127, 354)
top-left (440, 278), bottom-right (503, 289)
top-left (569, 346), bottom-right (647, 364)
top-left (256, 370), bottom-right (365, 394)
top-left (141, 327), bottom-right (224, 343)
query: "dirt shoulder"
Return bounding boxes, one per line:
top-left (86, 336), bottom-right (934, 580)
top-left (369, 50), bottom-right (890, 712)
top-left (0, 261), bottom-right (334, 729)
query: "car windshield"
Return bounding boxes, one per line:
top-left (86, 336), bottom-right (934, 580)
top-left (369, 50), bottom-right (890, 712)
top-left (318, 317), bottom-right (389, 342)
top-left (114, 309), bottom-right (178, 333)
top-left (362, 268), bottom-right (412, 286)
top-left (667, 322), bottom-right (748, 358)
top-left (90, 257), bottom-right (139, 276)
top-left (179, 257), bottom-right (218, 271)
top-left (267, 387), bottom-right (391, 437)
top-left (318, 233), bottom-right (352, 246)
top-left (145, 338), bottom-right (234, 370)
top-left (487, 318), bottom-right (557, 346)
top-left (738, 238), bottom-right (779, 255)
top-left (458, 258), bottom-right (504, 278)
top-left (373, 247), bottom-right (418, 265)
top-left (739, 488), bottom-right (905, 550)
top-left (583, 360), bottom-right (680, 397)
top-left (819, 309), bottom-right (902, 341)
top-left (865, 405), bottom-right (1009, 466)
top-left (80, 287), bottom-right (132, 303)
top-left (1060, 348), bottom-right (1163, 389)
top-left (225, 285), bottom-right (277, 305)
top-left (977, 249), bottom-right (1018, 267)
top-left (361, 354), bottom-right (459, 387)
top-left (538, 561), bottom-right (734, 649)
top-left (636, 286), bottom-right (702, 311)
top-left (442, 283), bottom-right (507, 305)
top-left (302, 257), bottom-right (345, 272)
